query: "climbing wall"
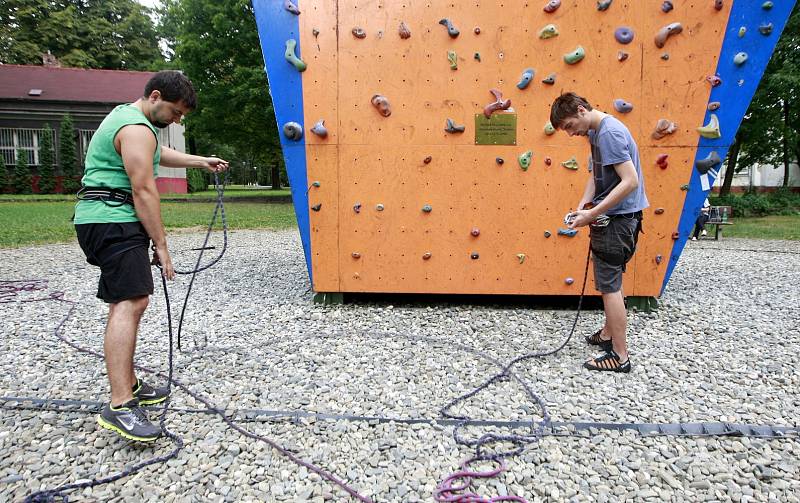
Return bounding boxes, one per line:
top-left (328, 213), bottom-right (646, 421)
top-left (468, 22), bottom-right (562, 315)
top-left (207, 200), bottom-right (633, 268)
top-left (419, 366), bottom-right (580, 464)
top-left (253, 0), bottom-right (795, 297)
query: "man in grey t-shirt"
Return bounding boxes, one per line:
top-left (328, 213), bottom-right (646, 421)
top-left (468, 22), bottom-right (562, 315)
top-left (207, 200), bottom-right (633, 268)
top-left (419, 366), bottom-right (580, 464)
top-left (550, 92), bottom-right (649, 373)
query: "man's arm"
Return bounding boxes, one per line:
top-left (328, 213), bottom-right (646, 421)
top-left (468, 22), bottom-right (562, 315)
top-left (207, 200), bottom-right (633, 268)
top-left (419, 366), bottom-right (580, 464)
top-left (577, 175), bottom-right (596, 210)
top-left (569, 160), bottom-right (638, 228)
top-left (118, 125), bottom-right (174, 279)
top-left (160, 146), bottom-right (229, 172)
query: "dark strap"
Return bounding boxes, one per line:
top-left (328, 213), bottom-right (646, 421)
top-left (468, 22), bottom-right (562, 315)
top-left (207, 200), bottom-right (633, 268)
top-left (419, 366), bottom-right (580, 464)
top-left (76, 186), bottom-right (135, 208)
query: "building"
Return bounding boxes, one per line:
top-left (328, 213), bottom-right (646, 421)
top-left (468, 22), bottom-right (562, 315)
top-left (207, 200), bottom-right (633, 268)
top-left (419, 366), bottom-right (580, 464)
top-left (0, 64), bottom-right (188, 193)
top-left (714, 161), bottom-right (799, 192)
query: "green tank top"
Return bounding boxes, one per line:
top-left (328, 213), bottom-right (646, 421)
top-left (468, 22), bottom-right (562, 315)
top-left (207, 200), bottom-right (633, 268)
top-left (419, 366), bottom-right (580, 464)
top-left (73, 104), bottom-right (161, 224)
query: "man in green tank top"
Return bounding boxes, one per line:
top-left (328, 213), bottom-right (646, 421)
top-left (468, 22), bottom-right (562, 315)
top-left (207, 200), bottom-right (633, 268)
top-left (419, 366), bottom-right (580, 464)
top-left (74, 71), bottom-right (229, 442)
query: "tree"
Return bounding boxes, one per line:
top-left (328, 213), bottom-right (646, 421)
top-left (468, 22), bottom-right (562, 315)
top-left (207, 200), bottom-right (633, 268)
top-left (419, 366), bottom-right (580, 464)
top-left (14, 148), bottom-right (32, 194)
top-left (38, 124), bottom-right (56, 193)
top-left (159, 0), bottom-right (282, 179)
top-left (0, 154), bottom-right (9, 193)
top-left (59, 114), bottom-right (80, 193)
top-left (1, 0), bottom-right (164, 70)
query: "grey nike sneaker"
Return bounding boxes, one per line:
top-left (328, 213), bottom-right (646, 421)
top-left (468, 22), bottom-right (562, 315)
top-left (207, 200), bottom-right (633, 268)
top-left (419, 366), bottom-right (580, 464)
top-left (97, 399), bottom-right (161, 442)
top-left (132, 378), bottom-right (170, 406)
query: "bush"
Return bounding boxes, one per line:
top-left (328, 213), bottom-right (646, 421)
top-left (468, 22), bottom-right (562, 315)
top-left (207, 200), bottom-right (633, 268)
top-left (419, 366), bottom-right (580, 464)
top-left (186, 168), bottom-right (209, 193)
top-left (59, 114), bottom-right (81, 194)
top-left (0, 155), bottom-right (9, 193)
top-left (14, 149), bottom-right (33, 194)
top-left (710, 189), bottom-right (800, 218)
top-left (38, 124), bottom-right (56, 194)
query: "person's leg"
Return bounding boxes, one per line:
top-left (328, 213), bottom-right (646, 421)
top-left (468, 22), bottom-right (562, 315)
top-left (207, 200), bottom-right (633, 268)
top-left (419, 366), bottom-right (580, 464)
top-left (601, 290), bottom-right (628, 362)
top-left (105, 295), bottom-right (149, 407)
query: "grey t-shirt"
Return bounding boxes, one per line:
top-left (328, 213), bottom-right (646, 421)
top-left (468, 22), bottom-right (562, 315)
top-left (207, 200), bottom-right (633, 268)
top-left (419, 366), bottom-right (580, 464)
top-left (588, 116), bottom-right (649, 215)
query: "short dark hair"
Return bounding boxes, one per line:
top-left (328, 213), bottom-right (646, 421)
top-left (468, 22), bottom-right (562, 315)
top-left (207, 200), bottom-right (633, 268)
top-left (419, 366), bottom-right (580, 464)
top-left (144, 70), bottom-right (197, 110)
top-left (549, 92), bottom-right (592, 129)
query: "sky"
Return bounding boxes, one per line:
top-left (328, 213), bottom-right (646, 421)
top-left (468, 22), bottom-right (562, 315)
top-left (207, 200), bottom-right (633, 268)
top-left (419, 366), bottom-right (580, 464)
top-left (137, 0), bottom-right (162, 9)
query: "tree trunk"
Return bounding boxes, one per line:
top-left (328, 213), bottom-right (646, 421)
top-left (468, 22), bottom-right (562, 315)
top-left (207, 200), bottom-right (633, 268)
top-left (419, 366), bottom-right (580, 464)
top-left (782, 99), bottom-right (790, 187)
top-left (720, 131), bottom-right (743, 196)
top-left (271, 164), bottom-right (282, 190)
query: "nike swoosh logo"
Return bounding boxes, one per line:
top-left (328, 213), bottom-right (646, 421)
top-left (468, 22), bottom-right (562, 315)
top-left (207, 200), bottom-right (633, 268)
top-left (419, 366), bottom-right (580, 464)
top-left (118, 414), bottom-right (137, 430)
top-left (138, 390), bottom-right (157, 397)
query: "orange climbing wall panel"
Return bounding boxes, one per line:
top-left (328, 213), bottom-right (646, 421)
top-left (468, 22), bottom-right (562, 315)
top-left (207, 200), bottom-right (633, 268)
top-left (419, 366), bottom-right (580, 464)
top-left (296, 0), bottom-right (732, 296)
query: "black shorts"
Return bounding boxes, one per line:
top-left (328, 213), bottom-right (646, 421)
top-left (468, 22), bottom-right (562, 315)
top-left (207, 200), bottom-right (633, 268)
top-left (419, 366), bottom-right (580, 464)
top-left (75, 222), bottom-right (153, 304)
top-left (589, 214), bottom-right (642, 294)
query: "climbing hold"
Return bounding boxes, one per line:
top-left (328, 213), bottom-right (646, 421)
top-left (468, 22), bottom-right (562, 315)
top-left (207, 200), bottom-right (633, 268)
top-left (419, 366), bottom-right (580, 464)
top-left (733, 52), bottom-right (748, 66)
top-left (654, 208), bottom-right (665, 215)
top-left (399, 21), bottom-right (411, 39)
top-left (655, 22), bottom-right (683, 48)
top-left (738, 27), bottom-right (747, 38)
top-left (655, 255), bottom-right (663, 264)
top-left (474, 53), bottom-right (481, 62)
top-left (661, 53), bottom-right (670, 61)
top-left (423, 252), bottom-right (432, 260)
top-left (565, 277), bottom-right (575, 285)
top-left (544, 230), bottom-right (552, 238)
top-left (613, 99), bottom-right (633, 114)
top-left (282, 122), bottom-right (303, 141)
top-left (564, 46), bottom-right (585, 65)
top-left (311, 181), bottom-right (321, 188)
top-left (312, 28), bottom-right (320, 37)
top-left (617, 51), bottom-right (629, 62)
top-left (695, 151), bottom-right (722, 174)
top-left (310, 120), bottom-right (328, 138)
top-left (353, 203), bottom-right (362, 213)
top-left (544, 157), bottom-right (552, 166)
top-left (652, 119), bottom-right (678, 140)
top-left (422, 204), bottom-right (432, 213)
top-left (353, 273), bottom-right (360, 280)
top-left (448, 50), bottom-right (458, 70)
top-left (311, 204), bottom-right (322, 212)
top-left (517, 254), bottom-right (526, 264)
top-left (424, 156), bottom-right (433, 164)
top-left (708, 102), bottom-right (720, 111)
top-left (538, 24), bottom-right (559, 39)
top-left (561, 157), bottom-right (579, 170)
top-left (714, 0), bottom-right (723, 10)
top-left (707, 75), bottom-right (722, 87)
top-left (759, 23), bottom-right (774, 36)
top-left (517, 68), bottom-right (535, 89)
top-left (542, 73), bottom-right (556, 85)
top-left (284, 39), bottom-right (306, 72)
top-left (680, 184), bottom-right (689, 191)
top-left (671, 231), bottom-right (679, 240)
top-left (496, 157), bottom-right (504, 165)
top-left (471, 228), bottom-right (480, 237)
top-left (484, 88), bottom-right (512, 118)
top-left (544, 122), bottom-right (556, 135)
top-left (762, 1), bottom-right (773, 10)
top-left (474, 27), bottom-right (481, 35)
top-left (352, 252), bottom-right (361, 259)
top-left (376, 204), bottom-right (385, 211)
top-left (558, 228), bottom-right (578, 237)
top-left (597, 0), bottom-right (612, 10)
top-left (352, 27), bottom-right (366, 39)
top-left (738, 79), bottom-right (745, 86)
top-left (697, 114), bottom-right (721, 139)
top-left (445, 119), bottom-right (466, 134)
top-left (470, 252), bottom-right (480, 260)
top-left (284, 0), bottom-right (300, 15)
top-left (656, 154), bottom-right (669, 169)
top-left (519, 151), bottom-right (533, 171)
top-left (614, 27), bottom-right (634, 44)
top-left (543, 0), bottom-right (561, 13)
top-left (371, 94), bottom-right (392, 117)
top-left (439, 18), bottom-right (460, 38)
top-left (661, 1), bottom-right (674, 13)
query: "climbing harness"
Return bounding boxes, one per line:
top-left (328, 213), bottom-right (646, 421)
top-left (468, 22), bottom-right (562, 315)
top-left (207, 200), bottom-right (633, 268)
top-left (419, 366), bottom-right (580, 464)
top-left (76, 186), bottom-right (135, 208)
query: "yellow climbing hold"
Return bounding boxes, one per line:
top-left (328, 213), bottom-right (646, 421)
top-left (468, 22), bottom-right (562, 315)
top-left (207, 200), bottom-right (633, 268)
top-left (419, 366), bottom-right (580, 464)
top-left (697, 113), bottom-right (721, 139)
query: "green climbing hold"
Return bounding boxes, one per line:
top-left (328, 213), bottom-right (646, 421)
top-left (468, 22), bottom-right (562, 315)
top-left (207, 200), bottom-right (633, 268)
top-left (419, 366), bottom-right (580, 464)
top-left (518, 150), bottom-right (533, 171)
top-left (561, 157), bottom-right (579, 170)
top-left (284, 39), bottom-right (306, 72)
top-left (448, 50), bottom-right (458, 70)
top-left (697, 114), bottom-right (721, 139)
top-left (544, 122), bottom-right (556, 135)
top-left (762, 1), bottom-right (773, 10)
top-left (738, 26), bottom-right (746, 38)
top-left (563, 46), bottom-right (585, 65)
top-left (538, 24), bottom-right (559, 39)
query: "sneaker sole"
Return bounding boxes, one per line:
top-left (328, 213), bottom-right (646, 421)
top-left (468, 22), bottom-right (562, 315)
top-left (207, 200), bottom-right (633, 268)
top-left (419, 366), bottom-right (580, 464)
top-left (137, 395), bottom-right (168, 406)
top-left (97, 416), bottom-right (160, 442)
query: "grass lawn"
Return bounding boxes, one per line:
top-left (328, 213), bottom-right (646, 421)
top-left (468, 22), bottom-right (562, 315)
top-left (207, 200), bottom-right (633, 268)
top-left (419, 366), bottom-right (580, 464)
top-left (722, 215), bottom-right (800, 240)
top-left (0, 186), bottom-right (291, 202)
top-left (0, 201), bottom-right (297, 248)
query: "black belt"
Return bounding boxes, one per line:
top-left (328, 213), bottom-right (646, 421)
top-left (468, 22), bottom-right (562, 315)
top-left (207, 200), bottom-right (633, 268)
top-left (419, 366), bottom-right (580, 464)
top-left (610, 210), bottom-right (643, 219)
top-left (76, 186), bottom-right (135, 207)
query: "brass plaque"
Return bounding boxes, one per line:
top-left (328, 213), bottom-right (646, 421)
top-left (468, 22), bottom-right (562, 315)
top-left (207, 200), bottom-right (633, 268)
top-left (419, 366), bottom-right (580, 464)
top-left (474, 113), bottom-right (517, 145)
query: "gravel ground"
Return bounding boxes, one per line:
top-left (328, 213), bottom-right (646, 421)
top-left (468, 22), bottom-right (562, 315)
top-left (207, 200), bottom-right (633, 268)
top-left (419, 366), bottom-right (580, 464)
top-left (1, 230), bottom-right (798, 502)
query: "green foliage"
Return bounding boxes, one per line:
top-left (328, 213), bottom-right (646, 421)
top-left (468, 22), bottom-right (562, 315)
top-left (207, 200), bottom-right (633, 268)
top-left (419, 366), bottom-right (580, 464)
top-left (159, 0), bottom-right (281, 173)
top-left (13, 149), bottom-right (32, 194)
top-left (0, 0), bottom-right (164, 70)
top-left (710, 189), bottom-right (800, 218)
top-left (0, 155), bottom-right (9, 193)
top-left (58, 114), bottom-right (80, 194)
top-left (37, 124), bottom-right (56, 193)
top-left (186, 168), bottom-right (209, 193)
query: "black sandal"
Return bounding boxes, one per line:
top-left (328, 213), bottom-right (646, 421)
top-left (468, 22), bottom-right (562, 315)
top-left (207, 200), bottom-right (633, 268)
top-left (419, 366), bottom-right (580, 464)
top-left (584, 350), bottom-right (631, 373)
top-left (585, 329), bottom-right (613, 352)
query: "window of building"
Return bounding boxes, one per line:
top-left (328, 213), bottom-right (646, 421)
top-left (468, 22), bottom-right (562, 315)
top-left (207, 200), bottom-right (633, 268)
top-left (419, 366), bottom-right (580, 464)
top-left (0, 128), bottom-right (54, 167)
top-left (77, 129), bottom-right (96, 165)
